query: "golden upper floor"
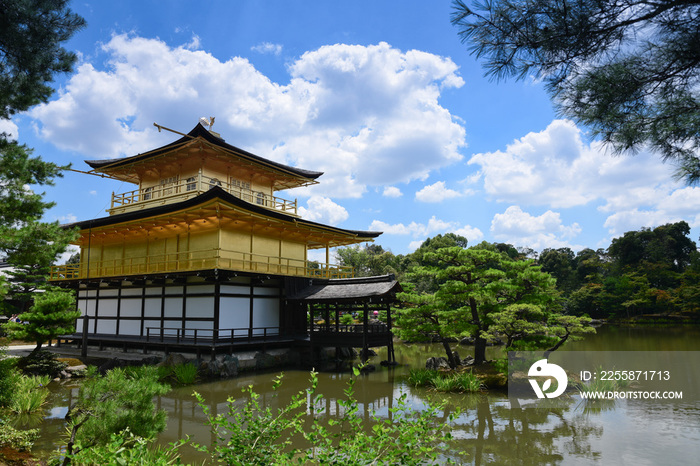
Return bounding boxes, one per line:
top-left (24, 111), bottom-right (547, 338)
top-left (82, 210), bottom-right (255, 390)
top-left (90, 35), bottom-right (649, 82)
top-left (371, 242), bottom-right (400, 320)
top-left (87, 123), bottom-right (321, 216)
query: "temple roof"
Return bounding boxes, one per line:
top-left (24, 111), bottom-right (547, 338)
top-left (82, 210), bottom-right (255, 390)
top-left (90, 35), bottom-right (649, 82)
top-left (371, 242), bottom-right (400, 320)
top-left (286, 274), bottom-right (402, 303)
top-left (85, 123), bottom-right (323, 181)
top-left (62, 186), bottom-right (381, 248)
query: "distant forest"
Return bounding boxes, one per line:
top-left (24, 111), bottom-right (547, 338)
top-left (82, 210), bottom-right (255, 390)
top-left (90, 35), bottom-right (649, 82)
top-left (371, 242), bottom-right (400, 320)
top-left (336, 221), bottom-right (700, 320)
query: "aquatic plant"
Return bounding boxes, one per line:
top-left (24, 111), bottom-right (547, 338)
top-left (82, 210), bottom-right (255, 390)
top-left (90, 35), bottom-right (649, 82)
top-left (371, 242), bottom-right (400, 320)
top-left (9, 375), bottom-right (51, 414)
top-left (408, 368), bottom-right (483, 393)
top-left (172, 363), bottom-right (198, 385)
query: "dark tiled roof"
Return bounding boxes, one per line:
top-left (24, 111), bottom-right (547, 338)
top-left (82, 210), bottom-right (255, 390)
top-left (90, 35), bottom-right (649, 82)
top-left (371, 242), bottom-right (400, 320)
top-left (287, 274), bottom-right (401, 303)
top-left (85, 123), bottom-right (323, 180)
top-left (61, 186), bottom-right (382, 241)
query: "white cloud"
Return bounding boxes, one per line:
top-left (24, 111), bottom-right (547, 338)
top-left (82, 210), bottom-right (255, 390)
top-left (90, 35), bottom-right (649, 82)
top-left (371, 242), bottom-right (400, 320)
top-left (490, 206), bottom-right (582, 250)
top-left (415, 181), bottom-right (465, 202)
top-left (184, 34), bottom-right (201, 51)
top-left (251, 42), bottom-right (283, 55)
top-left (58, 213), bottom-right (78, 224)
top-left (602, 187), bottom-right (700, 237)
top-left (453, 225), bottom-right (485, 242)
top-left (468, 119), bottom-right (676, 209)
top-left (0, 119), bottom-right (19, 139)
top-left (30, 36), bottom-right (466, 200)
top-left (298, 196), bottom-right (348, 225)
top-left (369, 216), bottom-right (483, 246)
top-left (382, 186), bottom-right (402, 198)
top-left (56, 244), bottom-right (80, 265)
top-left (469, 119), bottom-right (699, 240)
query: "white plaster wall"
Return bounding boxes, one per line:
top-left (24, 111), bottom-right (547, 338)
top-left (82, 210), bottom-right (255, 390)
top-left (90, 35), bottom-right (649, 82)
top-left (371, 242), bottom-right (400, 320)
top-left (119, 320), bottom-right (141, 335)
top-left (164, 298), bottom-right (181, 318)
top-left (252, 298), bottom-right (279, 334)
top-left (96, 319), bottom-right (117, 334)
top-left (99, 299), bottom-right (118, 317)
top-left (144, 298), bottom-right (161, 317)
top-left (185, 297), bottom-right (214, 318)
top-left (219, 297), bottom-right (250, 330)
top-left (221, 285), bottom-right (249, 294)
top-left (120, 300), bottom-right (141, 317)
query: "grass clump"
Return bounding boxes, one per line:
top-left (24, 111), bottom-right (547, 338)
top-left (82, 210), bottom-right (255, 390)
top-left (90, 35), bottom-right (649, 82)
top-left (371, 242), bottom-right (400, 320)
top-left (407, 368), bottom-right (483, 393)
top-left (172, 363), bottom-right (198, 385)
top-left (9, 374), bottom-right (51, 414)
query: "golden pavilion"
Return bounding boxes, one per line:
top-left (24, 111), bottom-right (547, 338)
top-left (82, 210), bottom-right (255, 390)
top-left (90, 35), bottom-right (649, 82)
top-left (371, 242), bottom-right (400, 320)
top-left (50, 122), bottom-right (399, 360)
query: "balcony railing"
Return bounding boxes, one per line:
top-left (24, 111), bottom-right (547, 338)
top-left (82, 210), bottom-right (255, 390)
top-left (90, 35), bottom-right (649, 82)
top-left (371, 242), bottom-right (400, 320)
top-left (49, 247), bottom-right (353, 281)
top-left (108, 173), bottom-right (298, 216)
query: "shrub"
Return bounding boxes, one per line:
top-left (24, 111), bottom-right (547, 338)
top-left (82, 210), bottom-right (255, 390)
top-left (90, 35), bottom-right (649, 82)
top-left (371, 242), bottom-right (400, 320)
top-left (15, 349), bottom-right (67, 377)
top-left (0, 356), bottom-right (19, 407)
top-left (66, 428), bottom-right (186, 466)
top-left (64, 366), bottom-right (170, 460)
top-left (0, 419), bottom-right (39, 452)
top-left (195, 368), bottom-right (461, 465)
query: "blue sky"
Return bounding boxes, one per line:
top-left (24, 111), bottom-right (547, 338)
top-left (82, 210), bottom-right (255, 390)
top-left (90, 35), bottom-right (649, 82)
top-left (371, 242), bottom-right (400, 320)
top-left (3, 0), bottom-right (699, 262)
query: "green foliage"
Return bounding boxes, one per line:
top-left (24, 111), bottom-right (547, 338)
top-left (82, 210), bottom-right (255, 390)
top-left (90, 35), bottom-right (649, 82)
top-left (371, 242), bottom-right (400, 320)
top-left (0, 140), bottom-right (66, 228)
top-left (339, 313), bottom-right (355, 325)
top-left (451, 0), bottom-right (700, 183)
top-left (4, 290), bottom-right (81, 351)
top-left (9, 374), bottom-right (51, 414)
top-left (65, 366), bottom-right (170, 456)
top-left (335, 243), bottom-right (400, 278)
top-left (195, 371), bottom-right (309, 465)
top-left (408, 368), bottom-right (483, 393)
top-left (171, 363), bottom-right (198, 385)
top-left (0, 348), bottom-right (19, 407)
top-left (397, 243), bottom-right (561, 364)
top-left (155, 363), bottom-right (199, 386)
top-left (66, 428), bottom-right (186, 466)
top-left (0, 419), bottom-right (39, 452)
top-left (196, 368), bottom-right (460, 465)
top-left (608, 222), bottom-right (695, 275)
top-left (407, 368), bottom-right (436, 387)
top-left (15, 349), bottom-right (67, 377)
top-left (308, 372), bottom-right (458, 465)
top-left (0, 0), bottom-right (85, 119)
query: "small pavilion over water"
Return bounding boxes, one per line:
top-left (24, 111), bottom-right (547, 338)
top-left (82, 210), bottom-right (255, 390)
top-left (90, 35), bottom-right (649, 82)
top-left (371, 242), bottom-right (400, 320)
top-left (286, 274), bottom-right (401, 363)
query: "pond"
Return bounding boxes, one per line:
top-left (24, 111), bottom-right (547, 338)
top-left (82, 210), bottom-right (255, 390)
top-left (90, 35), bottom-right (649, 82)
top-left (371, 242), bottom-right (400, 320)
top-left (22, 325), bottom-right (700, 464)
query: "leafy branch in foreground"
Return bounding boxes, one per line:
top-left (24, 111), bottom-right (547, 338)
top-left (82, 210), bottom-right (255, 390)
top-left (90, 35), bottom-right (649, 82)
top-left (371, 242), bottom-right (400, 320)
top-left (451, 0), bottom-right (700, 183)
top-left (61, 366), bottom-right (170, 464)
top-left (196, 368), bottom-right (461, 465)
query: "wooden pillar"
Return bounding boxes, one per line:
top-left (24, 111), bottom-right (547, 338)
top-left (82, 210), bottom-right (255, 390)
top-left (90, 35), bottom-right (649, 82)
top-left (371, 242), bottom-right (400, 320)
top-left (362, 302), bottom-right (369, 363)
top-left (115, 281), bottom-right (123, 335)
top-left (386, 303), bottom-right (395, 364)
top-left (214, 282), bottom-right (221, 341)
top-left (249, 280), bottom-right (255, 339)
top-left (81, 314), bottom-right (89, 358)
top-left (92, 285), bottom-right (100, 334)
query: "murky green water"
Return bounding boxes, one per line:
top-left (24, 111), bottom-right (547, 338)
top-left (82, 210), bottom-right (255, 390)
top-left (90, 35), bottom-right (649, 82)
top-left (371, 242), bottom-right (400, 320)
top-left (23, 325), bottom-right (700, 464)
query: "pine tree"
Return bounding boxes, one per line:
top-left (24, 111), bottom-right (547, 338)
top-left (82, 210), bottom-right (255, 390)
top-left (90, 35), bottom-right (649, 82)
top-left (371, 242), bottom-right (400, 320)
top-left (3, 290), bottom-right (81, 351)
top-left (452, 0), bottom-right (700, 183)
top-left (0, 0), bottom-right (84, 315)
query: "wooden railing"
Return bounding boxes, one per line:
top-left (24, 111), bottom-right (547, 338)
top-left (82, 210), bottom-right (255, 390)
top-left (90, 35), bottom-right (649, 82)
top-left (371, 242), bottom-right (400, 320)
top-left (108, 172), bottom-right (298, 216)
top-left (49, 247), bottom-right (353, 281)
top-left (145, 326), bottom-right (281, 344)
top-left (311, 324), bottom-right (389, 334)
